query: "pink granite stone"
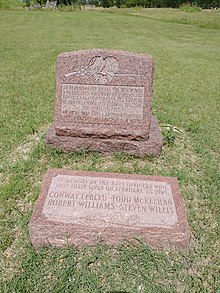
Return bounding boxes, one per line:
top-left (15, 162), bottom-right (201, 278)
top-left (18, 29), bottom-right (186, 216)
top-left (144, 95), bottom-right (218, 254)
top-left (54, 49), bottom-right (153, 140)
top-left (29, 169), bottom-right (190, 250)
top-left (46, 116), bottom-right (162, 157)
top-left (46, 49), bottom-right (163, 156)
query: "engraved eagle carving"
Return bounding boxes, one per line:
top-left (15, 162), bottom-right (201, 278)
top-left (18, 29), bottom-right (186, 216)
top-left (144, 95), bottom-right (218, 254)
top-left (65, 56), bottom-right (119, 83)
top-left (87, 56), bottom-right (119, 83)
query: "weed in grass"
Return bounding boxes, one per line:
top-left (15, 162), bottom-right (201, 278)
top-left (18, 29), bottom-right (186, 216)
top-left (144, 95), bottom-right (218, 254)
top-left (186, 119), bottom-right (200, 133)
top-left (161, 124), bottom-right (183, 147)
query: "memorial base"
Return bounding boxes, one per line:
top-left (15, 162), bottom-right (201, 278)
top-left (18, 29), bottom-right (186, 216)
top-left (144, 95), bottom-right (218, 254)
top-left (46, 116), bottom-right (163, 157)
top-left (30, 224), bottom-right (189, 250)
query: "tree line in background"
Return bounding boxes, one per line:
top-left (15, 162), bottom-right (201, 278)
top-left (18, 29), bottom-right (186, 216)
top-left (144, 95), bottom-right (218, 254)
top-left (2, 0), bottom-right (218, 9)
top-left (107, 0), bottom-right (219, 8)
top-left (0, 0), bottom-right (219, 8)
top-left (54, 0), bottom-right (219, 8)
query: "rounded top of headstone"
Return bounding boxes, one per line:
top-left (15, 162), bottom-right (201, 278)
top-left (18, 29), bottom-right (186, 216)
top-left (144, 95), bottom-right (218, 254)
top-left (57, 49), bottom-right (153, 62)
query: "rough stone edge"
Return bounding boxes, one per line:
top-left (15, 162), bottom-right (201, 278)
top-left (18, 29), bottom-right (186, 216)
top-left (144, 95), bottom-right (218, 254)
top-left (57, 49), bottom-right (154, 62)
top-left (45, 116), bottom-right (163, 157)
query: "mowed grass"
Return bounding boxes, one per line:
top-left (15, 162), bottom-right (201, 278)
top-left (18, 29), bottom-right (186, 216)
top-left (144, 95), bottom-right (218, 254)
top-left (0, 9), bottom-right (219, 292)
top-left (99, 7), bottom-right (220, 29)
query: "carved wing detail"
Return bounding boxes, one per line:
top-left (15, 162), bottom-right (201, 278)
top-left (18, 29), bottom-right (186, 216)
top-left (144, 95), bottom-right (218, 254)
top-left (87, 56), bottom-right (119, 83)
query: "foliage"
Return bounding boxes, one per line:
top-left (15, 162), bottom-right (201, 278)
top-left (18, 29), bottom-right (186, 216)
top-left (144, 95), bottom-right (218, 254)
top-left (161, 125), bottom-right (182, 147)
top-left (1, 0), bottom-right (220, 9)
top-left (101, 0), bottom-right (220, 8)
top-left (34, 0), bottom-right (47, 5)
top-left (191, 0), bottom-right (220, 8)
top-left (0, 0), bottom-right (23, 9)
top-left (180, 3), bottom-right (201, 12)
top-left (88, 0), bottom-right (100, 6)
top-left (117, 0), bottom-right (220, 9)
top-left (58, 3), bottom-right (82, 10)
top-left (116, 0), bottom-right (121, 7)
top-left (55, 0), bottom-right (84, 5)
top-left (100, 0), bottom-right (110, 8)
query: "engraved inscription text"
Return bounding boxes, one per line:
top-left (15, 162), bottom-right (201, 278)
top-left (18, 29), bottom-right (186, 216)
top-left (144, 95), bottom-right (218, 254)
top-left (61, 84), bottom-right (144, 125)
top-left (43, 175), bottom-right (178, 228)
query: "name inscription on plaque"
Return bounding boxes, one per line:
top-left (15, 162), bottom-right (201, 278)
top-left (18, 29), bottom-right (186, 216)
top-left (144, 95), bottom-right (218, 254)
top-left (61, 84), bottom-right (144, 125)
top-left (42, 175), bottom-right (178, 228)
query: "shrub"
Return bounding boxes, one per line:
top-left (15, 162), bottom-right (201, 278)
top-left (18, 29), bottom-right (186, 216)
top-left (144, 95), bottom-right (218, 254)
top-left (58, 3), bottom-right (82, 10)
top-left (180, 3), bottom-right (201, 12)
top-left (0, 0), bottom-right (23, 9)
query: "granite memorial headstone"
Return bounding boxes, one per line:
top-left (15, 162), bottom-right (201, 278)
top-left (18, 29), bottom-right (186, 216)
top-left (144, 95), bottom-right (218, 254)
top-left (46, 49), bottom-right (163, 157)
top-left (29, 169), bottom-right (190, 250)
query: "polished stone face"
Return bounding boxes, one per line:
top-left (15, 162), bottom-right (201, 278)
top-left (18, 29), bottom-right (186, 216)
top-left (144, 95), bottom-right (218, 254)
top-left (60, 84), bottom-right (145, 127)
top-left (29, 169), bottom-right (190, 250)
top-left (42, 174), bottom-right (178, 228)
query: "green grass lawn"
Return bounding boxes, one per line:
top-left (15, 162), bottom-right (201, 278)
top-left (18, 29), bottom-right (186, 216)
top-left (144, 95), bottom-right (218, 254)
top-left (99, 7), bottom-right (220, 29)
top-left (0, 9), bottom-right (219, 292)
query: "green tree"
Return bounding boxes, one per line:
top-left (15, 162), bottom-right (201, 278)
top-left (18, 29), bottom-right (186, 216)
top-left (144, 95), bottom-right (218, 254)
top-left (88, 0), bottom-right (100, 6)
top-left (116, 0), bottom-right (121, 7)
top-left (197, 0), bottom-right (220, 8)
top-left (101, 0), bottom-right (110, 7)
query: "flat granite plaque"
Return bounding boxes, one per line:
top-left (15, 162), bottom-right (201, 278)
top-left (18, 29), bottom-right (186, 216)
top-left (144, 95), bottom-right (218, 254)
top-left (29, 169), bottom-right (190, 250)
top-left (46, 49), bottom-right (163, 157)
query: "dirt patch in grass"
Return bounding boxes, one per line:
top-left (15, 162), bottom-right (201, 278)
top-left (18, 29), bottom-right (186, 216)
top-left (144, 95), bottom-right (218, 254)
top-left (8, 133), bottom-right (41, 164)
